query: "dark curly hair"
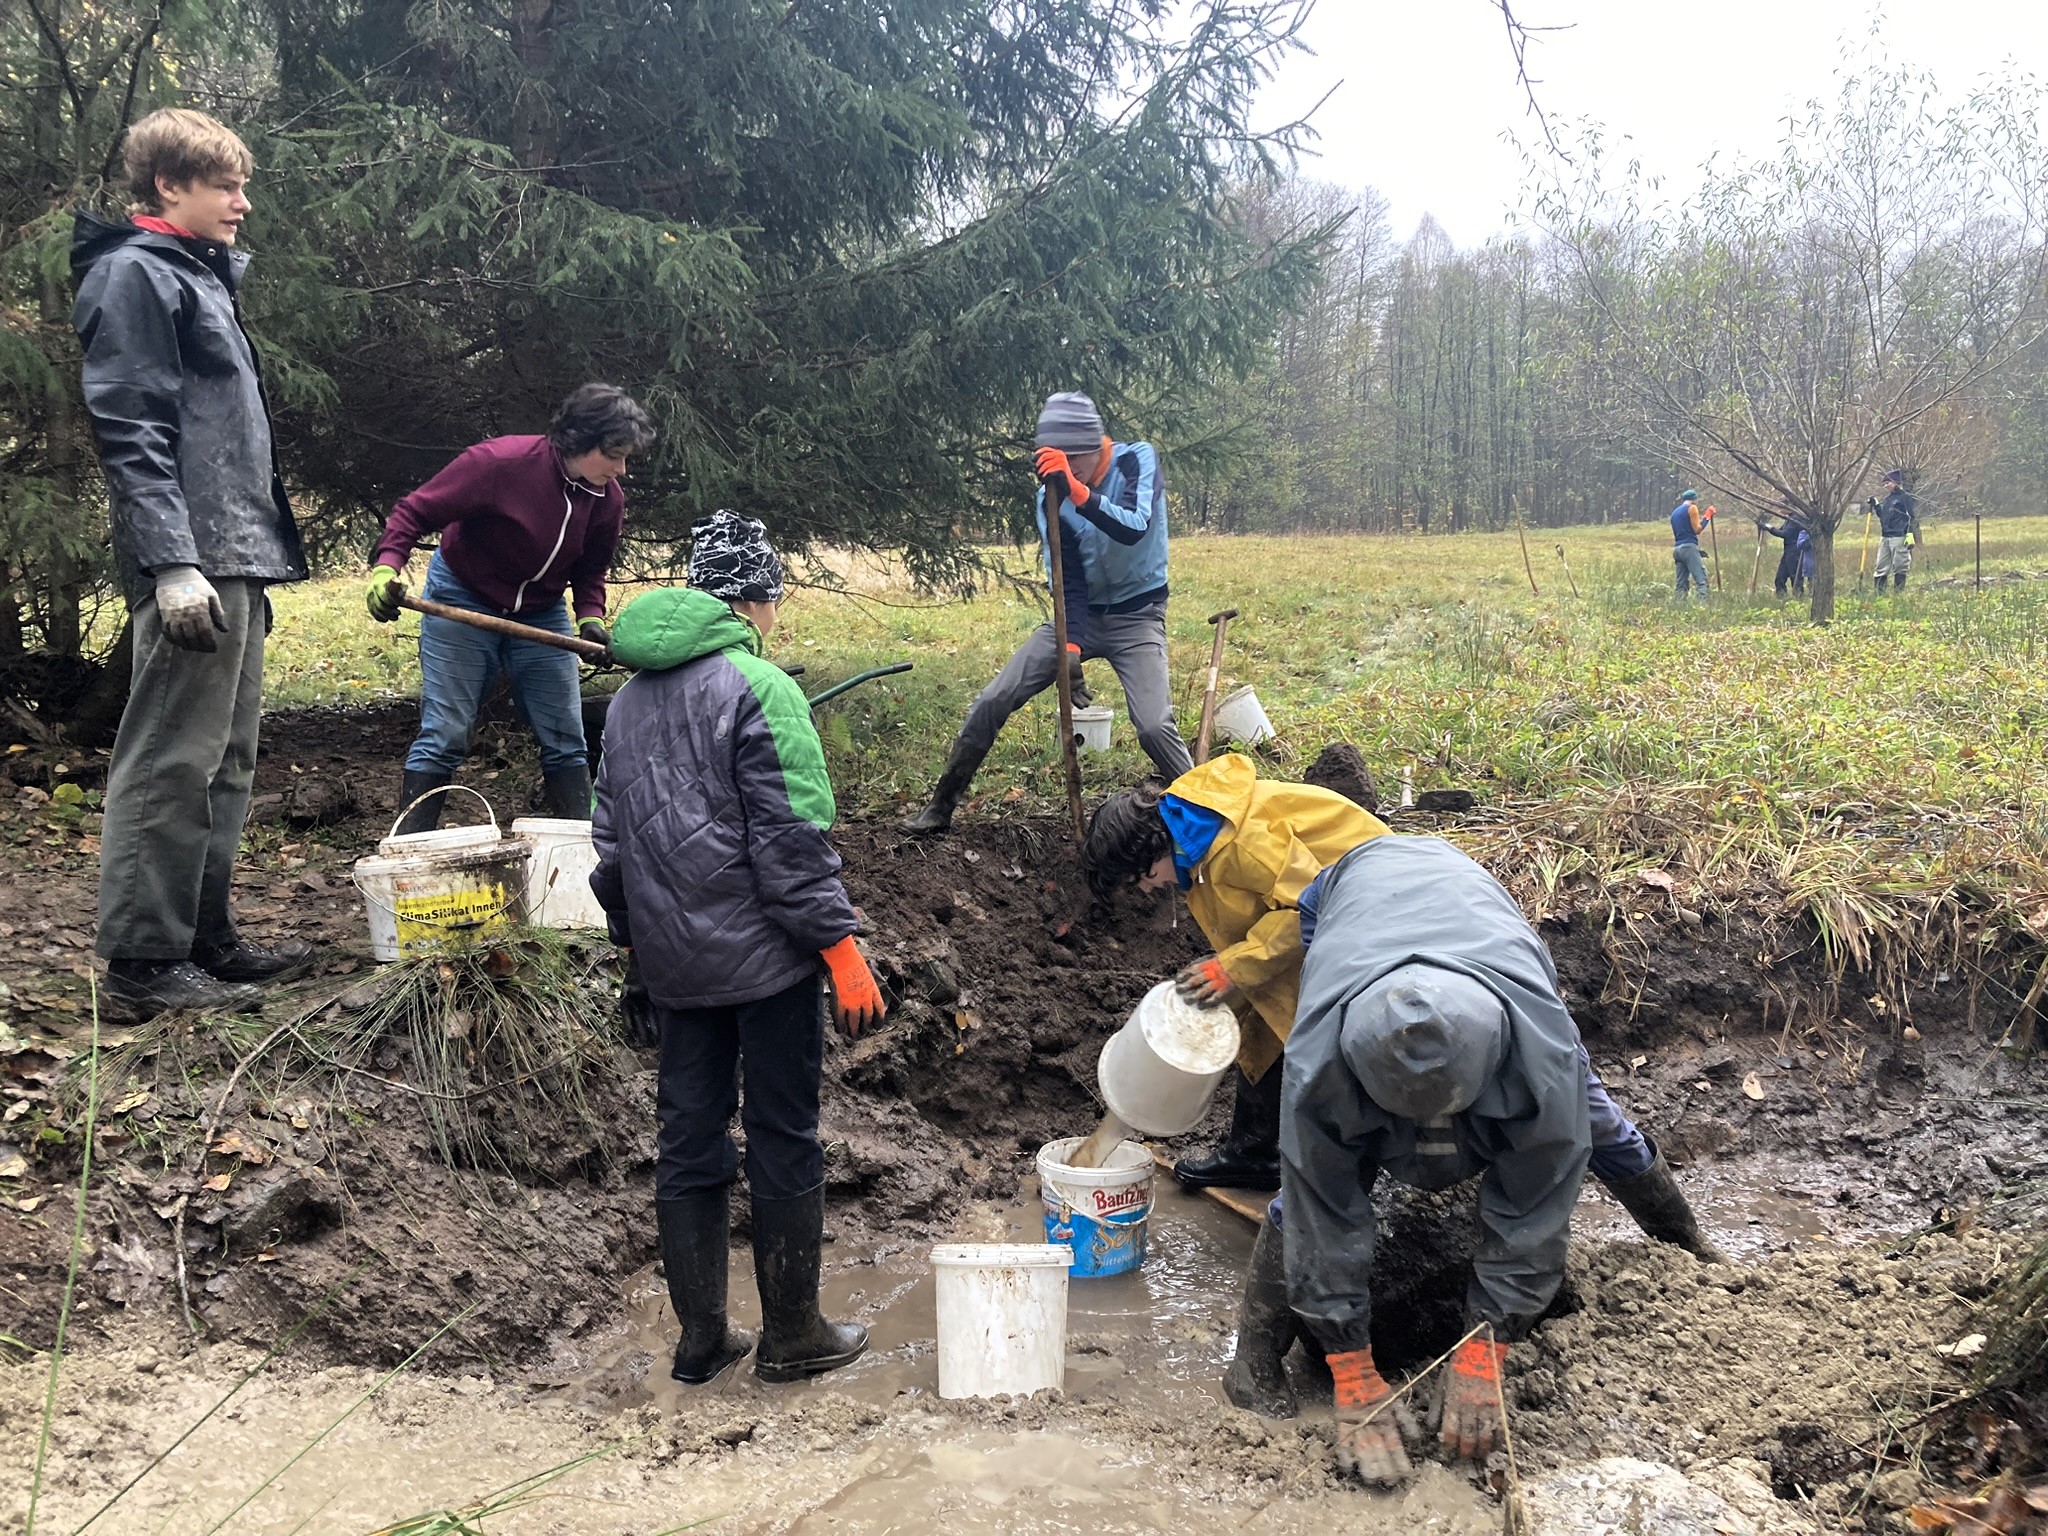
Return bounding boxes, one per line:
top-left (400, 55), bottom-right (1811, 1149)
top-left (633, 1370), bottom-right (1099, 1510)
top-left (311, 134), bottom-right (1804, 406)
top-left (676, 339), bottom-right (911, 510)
top-left (1084, 778), bottom-right (1173, 901)
top-left (548, 383), bottom-right (656, 460)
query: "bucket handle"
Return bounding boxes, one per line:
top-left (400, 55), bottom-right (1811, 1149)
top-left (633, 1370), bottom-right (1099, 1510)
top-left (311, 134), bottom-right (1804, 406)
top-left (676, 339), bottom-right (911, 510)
top-left (386, 782), bottom-right (501, 844)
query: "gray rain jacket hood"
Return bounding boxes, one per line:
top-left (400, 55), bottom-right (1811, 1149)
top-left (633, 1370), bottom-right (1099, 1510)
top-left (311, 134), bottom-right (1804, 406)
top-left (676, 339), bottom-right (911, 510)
top-left (1281, 835), bottom-right (1591, 1352)
top-left (71, 213), bottom-right (306, 608)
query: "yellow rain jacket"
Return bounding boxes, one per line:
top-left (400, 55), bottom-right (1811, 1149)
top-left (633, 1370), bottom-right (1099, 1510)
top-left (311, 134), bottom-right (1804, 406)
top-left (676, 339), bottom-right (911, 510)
top-left (1165, 754), bottom-right (1391, 1081)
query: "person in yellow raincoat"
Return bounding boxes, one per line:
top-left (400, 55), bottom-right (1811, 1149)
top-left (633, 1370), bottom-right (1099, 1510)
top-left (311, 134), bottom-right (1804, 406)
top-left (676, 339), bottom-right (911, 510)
top-left (1084, 752), bottom-right (1392, 1190)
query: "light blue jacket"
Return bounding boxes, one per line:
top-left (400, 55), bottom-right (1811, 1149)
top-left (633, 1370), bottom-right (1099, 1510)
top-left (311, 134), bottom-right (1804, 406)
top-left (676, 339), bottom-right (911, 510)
top-left (1032, 440), bottom-right (1170, 611)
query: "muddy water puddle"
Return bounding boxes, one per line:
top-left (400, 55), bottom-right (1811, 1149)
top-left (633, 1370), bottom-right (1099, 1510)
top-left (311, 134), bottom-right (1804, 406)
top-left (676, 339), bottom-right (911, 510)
top-left (558, 1178), bottom-right (1253, 1417)
top-left (557, 1147), bottom-right (1910, 1424)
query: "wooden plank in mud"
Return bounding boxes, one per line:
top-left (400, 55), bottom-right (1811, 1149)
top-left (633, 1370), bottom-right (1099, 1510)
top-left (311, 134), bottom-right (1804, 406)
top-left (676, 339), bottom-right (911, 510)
top-left (1149, 1147), bottom-right (1274, 1225)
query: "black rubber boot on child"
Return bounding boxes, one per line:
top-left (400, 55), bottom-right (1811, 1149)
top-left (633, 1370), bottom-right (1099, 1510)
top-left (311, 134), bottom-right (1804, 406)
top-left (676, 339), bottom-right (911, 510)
top-left (657, 1188), bottom-right (754, 1384)
top-left (751, 1185), bottom-right (868, 1382)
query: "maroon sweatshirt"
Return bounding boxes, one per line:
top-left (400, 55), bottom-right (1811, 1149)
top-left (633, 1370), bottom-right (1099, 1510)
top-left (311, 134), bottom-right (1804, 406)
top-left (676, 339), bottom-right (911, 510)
top-left (372, 435), bottom-right (624, 619)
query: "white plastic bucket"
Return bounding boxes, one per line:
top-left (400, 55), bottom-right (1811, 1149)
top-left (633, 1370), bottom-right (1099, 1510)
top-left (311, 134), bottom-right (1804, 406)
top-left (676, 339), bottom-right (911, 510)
top-left (1097, 981), bottom-right (1241, 1137)
top-left (932, 1243), bottom-right (1073, 1399)
top-left (510, 817), bottom-right (608, 930)
top-left (1038, 1138), bottom-right (1153, 1277)
top-left (1070, 706), bottom-right (1114, 753)
top-left (354, 790), bottom-right (531, 961)
top-left (1214, 685), bottom-right (1275, 746)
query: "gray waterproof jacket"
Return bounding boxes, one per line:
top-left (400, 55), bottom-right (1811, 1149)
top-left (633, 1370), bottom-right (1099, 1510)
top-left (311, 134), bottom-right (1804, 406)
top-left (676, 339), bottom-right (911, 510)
top-left (590, 589), bottom-right (857, 1010)
top-left (71, 214), bottom-right (306, 608)
top-left (1282, 836), bottom-right (1591, 1351)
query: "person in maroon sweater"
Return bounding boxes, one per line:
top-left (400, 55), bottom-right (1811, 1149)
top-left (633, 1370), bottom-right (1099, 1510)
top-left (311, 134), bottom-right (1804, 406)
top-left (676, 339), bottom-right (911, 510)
top-left (366, 384), bottom-right (654, 831)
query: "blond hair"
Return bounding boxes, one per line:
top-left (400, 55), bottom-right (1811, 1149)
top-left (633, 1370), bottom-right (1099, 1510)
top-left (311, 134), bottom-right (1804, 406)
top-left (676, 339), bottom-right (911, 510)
top-left (122, 109), bottom-right (253, 215)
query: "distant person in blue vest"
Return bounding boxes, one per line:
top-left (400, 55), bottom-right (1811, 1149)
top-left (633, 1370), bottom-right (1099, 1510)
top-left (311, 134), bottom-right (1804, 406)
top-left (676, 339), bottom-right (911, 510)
top-left (903, 392), bottom-right (1193, 834)
top-left (1868, 470), bottom-right (1920, 592)
top-left (1670, 490), bottom-right (1714, 599)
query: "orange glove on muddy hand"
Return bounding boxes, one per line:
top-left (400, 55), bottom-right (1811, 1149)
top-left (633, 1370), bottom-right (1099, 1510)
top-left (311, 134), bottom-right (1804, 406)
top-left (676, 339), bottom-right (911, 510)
top-left (821, 935), bottom-right (886, 1039)
top-left (1438, 1337), bottom-right (1510, 1461)
top-left (1328, 1348), bottom-right (1412, 1485)
top-left (1175, 956), bottom-right (1240, 1009)
top-left (1034, 446), bottom-right (1091, 510)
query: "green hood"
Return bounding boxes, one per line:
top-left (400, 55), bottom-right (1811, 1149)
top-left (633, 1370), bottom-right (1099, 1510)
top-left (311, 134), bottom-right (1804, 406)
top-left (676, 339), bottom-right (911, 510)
top-left (610, 587), bottom-right (762, 672)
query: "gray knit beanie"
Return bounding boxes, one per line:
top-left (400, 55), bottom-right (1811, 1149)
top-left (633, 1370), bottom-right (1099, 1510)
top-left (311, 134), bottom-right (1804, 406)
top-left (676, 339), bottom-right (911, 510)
top-left (1036, 391), bottom-right (1105, 454)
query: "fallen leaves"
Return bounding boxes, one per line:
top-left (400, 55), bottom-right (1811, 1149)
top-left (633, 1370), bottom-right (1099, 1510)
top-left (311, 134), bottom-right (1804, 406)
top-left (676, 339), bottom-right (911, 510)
top-left (209, 1130), bottom-right (272, 1166)
top-left (1741, 1071), bottom-right (1767, 1101)
top-left (1907, 1482), bottom-right (2048, 1535)
top-left (1935, 1333), bottom-right (1988, 1359)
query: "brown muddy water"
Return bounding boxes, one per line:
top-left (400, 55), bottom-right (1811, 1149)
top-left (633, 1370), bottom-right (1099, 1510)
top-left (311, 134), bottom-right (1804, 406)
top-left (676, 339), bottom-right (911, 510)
top-left (0, 1151), bottom-right (1968, 1535)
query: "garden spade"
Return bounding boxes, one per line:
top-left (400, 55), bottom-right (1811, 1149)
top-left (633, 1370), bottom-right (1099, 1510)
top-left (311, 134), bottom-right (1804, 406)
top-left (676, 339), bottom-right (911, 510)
top-left (1193, 608), bottom-right (1239, 765)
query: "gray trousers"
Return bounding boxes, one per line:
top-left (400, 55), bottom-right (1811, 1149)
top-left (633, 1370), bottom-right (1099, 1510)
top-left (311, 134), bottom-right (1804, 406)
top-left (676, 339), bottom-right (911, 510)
top-left (97, 580), bottom-right (267, 961)
top-left (1673, 544), bottom-right (1710, 598)
top-left (1875, 535), bottom-right (1912, 585)
top-left (957, 604), bottom-right (1193, 780)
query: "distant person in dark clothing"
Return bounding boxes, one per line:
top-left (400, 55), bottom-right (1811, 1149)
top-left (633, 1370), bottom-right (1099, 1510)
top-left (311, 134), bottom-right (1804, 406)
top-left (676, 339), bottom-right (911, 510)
top-left (1760, 505), bottom-right (1811, 598)
top-left (1868, 470), bottom-right (1920, 592)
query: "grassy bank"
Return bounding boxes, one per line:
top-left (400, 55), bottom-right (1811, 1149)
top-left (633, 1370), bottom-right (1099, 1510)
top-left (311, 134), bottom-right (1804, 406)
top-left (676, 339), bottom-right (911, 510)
top-left (266, 514), bottom-right (2048, 995)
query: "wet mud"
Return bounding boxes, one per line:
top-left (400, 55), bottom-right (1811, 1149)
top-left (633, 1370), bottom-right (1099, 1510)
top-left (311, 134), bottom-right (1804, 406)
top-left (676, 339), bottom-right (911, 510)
top-left (4, 713), bottom-right (2048, 1531)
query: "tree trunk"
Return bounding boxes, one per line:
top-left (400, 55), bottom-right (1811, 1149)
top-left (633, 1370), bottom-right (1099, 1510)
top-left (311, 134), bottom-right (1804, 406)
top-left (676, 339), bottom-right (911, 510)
top-left (1808, 526), bottom-right (1836, 624)
top-left (66, 617), bottom-right (134, 749)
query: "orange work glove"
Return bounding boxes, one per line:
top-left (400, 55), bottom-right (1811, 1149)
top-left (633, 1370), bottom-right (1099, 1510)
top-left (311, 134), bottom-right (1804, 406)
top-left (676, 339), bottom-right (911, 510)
top-left (1328, 1348), bottom-right (1412, 1485)
top-left (1438, 1336), bottom-right (1510, 1461)
top-left (820, 935), bottom-right (886, 1039)
top-left (1702, 504), bottom-right (1717, 521)
top-left (1174, 956), bottom-right (1240, 1009)
top-left (1034, 445), bottom-right (1091, 509)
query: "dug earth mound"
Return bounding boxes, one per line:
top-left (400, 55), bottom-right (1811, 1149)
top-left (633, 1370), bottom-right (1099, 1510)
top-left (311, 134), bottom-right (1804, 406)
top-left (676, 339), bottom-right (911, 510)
top-left (4, 719), bottom-right (2047, 1531)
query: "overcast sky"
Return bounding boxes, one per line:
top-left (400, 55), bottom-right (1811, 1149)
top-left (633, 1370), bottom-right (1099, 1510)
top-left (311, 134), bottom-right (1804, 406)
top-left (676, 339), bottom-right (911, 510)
top-left (1254, 1), bottom-right (2048, 246)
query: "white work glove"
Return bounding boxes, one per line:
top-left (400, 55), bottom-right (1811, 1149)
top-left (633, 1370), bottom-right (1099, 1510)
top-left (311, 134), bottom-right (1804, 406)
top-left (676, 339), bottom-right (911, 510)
top-left (154, 565), bottom-right (229, 653)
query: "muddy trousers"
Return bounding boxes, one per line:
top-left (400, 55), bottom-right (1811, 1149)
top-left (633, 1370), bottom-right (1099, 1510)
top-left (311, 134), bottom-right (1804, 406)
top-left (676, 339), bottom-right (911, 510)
top-left (1874, 536), bottom-right (1912, 588)
top-left (654, 975), bottom-right (826, 1202)
top-left (96, 580), bottom-right (267, 962)
top-left (949, 605), bottom-right (1193, 781)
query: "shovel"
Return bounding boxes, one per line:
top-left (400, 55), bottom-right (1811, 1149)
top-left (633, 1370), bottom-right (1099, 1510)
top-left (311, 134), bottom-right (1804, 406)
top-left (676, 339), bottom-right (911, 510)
top-left (397, 594), bottom-right (611, 661)
top-left (1193, 608), bottom-right (1239, 766)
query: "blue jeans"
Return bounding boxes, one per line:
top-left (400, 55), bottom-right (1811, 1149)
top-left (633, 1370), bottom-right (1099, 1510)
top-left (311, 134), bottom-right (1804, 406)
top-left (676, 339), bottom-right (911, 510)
top-left (405, 555), bottom-right (588, 775)
top-left (1674, 544), bottom-right (1710, 598)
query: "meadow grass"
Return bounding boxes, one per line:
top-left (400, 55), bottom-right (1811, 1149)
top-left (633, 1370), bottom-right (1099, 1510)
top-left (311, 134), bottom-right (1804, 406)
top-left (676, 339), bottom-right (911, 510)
top-left (266, 514), bottom-right (2048, 989)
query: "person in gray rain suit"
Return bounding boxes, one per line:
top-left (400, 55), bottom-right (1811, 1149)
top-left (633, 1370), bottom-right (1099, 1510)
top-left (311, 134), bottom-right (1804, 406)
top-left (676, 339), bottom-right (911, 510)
top-left (1240, 835), bottom-right (1720, 1484)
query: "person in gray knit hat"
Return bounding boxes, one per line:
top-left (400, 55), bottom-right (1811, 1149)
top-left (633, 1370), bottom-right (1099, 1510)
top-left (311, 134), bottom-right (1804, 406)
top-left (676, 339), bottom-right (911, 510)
top-left (903, 391), bottom-right (1193, 833)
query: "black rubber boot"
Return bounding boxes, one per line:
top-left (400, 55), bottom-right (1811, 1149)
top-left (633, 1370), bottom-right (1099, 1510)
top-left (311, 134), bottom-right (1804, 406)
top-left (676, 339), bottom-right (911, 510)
top-left (657, 1189), bottom-right (753, 1385)
top-left (194, 936), bottom-right (316, 983)
top-left (542, 764), bottom-right (594, 821)
top-left (900, 738), bottom-right (988, 837)
top-left (392, 768), bottom-right (454, 836)
top-left (1174, 1065), bottom-right (1283, 1190)
top-left (1221, 1217), bottom-right (1299, 1418)
top-left (1604, 1147), bottom-right (1727, 1263)
top-left (1894, 572), bottom-right (1908, 591)
top-left (103, 960), bottom-right (262, 1020)
top-left (751, 1185), bottom-right (868, 1382)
